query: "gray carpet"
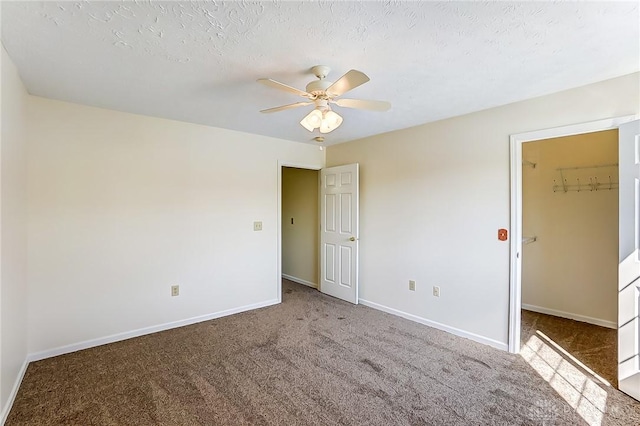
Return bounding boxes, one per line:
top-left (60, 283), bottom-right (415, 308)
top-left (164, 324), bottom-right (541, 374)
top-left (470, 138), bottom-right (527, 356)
top-left (7, 280), bottom-right (640, 425)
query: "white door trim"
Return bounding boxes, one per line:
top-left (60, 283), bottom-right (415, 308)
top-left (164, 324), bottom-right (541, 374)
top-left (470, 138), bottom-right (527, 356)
top-left (277, 161), bottom-right (322, 303)
top-left (508, 115), bottom-right (638, 354)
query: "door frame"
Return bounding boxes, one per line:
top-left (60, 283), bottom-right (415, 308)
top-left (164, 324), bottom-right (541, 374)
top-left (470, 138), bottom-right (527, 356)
top-left (277, 160), bottom-right (322, 303)
top-left (508, 115), bottom-right (638, 354)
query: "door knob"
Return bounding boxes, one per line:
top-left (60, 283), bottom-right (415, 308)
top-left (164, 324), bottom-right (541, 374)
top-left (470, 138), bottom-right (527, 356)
top-left (349, 236), bottom-right (356, 242)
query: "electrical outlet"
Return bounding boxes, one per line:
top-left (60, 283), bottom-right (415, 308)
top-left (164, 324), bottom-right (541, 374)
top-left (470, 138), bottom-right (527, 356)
top-left (409, 280), bottom-right (416, 291)
top-left (171, 285), bottom-right (180, 297)
top-left (433, 286), bottom-right (440, 297)
top-left (254, 221), bottom-right (263, 231)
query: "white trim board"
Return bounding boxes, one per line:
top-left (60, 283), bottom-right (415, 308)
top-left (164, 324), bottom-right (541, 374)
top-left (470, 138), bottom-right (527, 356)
top-left (27, 299), bottom-right (279, 362)
top-left (522, 304), bottom-right (616, 329)
top-left (282, 274), bottom-right (317, 289)
top-left (1, 359), bottom-right (29, 426)
top-left (359, 298), bottom-right (508, 351)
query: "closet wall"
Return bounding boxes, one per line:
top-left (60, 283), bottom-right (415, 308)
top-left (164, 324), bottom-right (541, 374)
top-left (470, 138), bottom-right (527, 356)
top-left (522, 130), bottom-right (619, 327)
top-left (281, 167), bottom-right (318, 287)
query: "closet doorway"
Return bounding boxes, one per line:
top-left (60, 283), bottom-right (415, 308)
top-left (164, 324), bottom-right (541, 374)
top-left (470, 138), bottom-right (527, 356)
top-left (280, 166), bottom-right (320, 291)
top-left (520, 130), bottom-right (619, 385)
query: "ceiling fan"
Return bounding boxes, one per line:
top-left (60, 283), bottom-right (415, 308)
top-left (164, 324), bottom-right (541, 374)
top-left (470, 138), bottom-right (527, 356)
top-left (258, 65), bottom-right (391, 134)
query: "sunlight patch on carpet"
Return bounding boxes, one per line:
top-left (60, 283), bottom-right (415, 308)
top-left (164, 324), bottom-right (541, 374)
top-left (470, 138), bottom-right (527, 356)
top-left (520, 331), bottom-right (608, 426)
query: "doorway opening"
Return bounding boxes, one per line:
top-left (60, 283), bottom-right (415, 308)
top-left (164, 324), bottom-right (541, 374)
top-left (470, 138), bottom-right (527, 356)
top-left (509, 115), bottom-right (638, 413)
top-left (277, 162), bottom-right (360, 304)
top-left (520, 129), bottom-right (619, 386)
top-left (279, 165), bottom-right (320, 299)
top-left (509, 115), bottom-right (635, 353)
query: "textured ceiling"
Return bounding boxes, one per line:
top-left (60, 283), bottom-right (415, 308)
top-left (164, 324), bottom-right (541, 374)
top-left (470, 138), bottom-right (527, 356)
top-left (2, 1), bottom-right (639, 146)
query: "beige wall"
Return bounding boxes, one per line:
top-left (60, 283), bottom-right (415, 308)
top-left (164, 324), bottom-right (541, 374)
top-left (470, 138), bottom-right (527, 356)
top-left (26, 96), bottom-right (324, 356)
top-left (282, 167), bottom-right (318, 286)
top-left (326, 72), bottom-right (639, 348)
top-left (522, 131), bottom-right (618, 327)
top-left (1, 46), bottom-right (29, 420)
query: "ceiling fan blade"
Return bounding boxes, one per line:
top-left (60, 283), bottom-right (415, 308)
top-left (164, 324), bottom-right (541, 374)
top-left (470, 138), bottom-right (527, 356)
top-left (257, 78), bottom-right (311, 97)
top-left (260, 102), bottom-right (312, 113)
top-left (326, 70), bottom-right (370, 97)
top-left (334, 98), bottom-right (391, 111)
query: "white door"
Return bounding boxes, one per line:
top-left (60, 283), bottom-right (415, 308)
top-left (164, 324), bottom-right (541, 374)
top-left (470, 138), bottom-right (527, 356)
top-left (619, 119), bottom-right (640, 400)
top-left (320, 164), bottom-right (359, 304)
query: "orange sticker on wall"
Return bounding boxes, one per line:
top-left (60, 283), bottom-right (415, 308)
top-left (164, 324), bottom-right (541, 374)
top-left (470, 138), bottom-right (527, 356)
top-left (498, 229), bottom-right (508, 241)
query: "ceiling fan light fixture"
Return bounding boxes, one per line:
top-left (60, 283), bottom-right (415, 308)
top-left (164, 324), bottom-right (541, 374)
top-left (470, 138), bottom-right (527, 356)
top-left (319, 110), bottom-right (343, 134)
top-left (300, 108), bottom-right (323, 132)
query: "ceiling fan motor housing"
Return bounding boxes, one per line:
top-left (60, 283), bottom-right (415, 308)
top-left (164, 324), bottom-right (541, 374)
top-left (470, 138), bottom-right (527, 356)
top-left (306, 65), bottom-right (334, 97)
top-left (306, 79), bottom-right (333, 96)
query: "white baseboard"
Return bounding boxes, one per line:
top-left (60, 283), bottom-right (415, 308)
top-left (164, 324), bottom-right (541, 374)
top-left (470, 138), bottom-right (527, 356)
top-left (1, 358), bottom-right (29, 426)
top-left (358, 298), bottom-right (508, 351)
top-left (522, 304), bottom-right (616, 329)
top-left (282, 274), bottom-right (317, 289)
top-left (27, 299), bottom-right (280, 362)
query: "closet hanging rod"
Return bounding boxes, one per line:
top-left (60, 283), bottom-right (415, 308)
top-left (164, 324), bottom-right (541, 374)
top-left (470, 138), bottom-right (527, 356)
top-left (556, 163), bottom-right (618, 172)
